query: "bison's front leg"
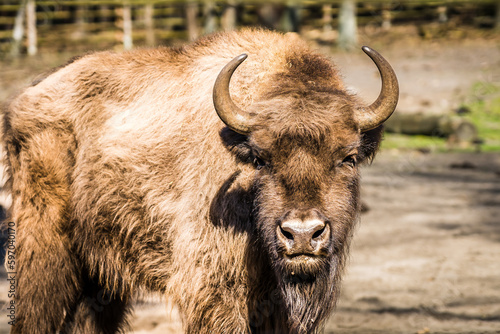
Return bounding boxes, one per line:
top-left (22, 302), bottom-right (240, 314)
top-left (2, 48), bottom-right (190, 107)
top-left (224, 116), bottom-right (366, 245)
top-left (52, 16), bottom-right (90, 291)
top-left (170, 236), bottom-right (287, 333)
top-left (168, 229), bottom-right (254, 333)
top-left (174, 254), bottom-right (252, 332)
top-left (7, 130), bottom-right (81, 334)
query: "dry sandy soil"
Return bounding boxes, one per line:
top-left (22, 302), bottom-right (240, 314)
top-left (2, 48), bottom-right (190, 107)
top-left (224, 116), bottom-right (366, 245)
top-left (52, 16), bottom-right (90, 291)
top-left (329, 150), bottom-right (500, 334)
top-left (0, 27), bottom-right (499, 334)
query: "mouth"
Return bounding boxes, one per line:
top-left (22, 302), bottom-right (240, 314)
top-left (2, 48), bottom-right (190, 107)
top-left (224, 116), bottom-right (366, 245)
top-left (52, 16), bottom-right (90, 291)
top-left (284, 253), bottom-right (317, 262)
top-left (280, 252), bottom-right (327, 280)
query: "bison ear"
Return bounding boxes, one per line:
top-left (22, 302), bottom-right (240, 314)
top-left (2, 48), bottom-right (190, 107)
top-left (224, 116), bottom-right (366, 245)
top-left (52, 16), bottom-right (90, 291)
top-left (220, 127), bottom-right (254, 164)
top-left (359, 125), bottom-right (384, 163)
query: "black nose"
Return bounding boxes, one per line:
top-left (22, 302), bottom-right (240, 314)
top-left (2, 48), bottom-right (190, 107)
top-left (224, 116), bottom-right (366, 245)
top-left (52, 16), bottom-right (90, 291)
top-left (277, 217), bottom-right (329, 255)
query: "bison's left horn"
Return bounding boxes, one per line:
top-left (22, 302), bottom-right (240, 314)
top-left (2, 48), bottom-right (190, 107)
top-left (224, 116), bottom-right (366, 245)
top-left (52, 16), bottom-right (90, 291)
top-left (356, 46), bottom-right (399, 132)
top-left (213, 54), bottom-right (255, 135)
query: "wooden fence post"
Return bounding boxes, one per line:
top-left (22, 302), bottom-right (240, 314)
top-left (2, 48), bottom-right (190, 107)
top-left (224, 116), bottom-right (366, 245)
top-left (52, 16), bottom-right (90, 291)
top-left (145, 3), bottom-right (155, 46)
top-left (281, 0), bottom-right (300, 32)
top-left (10, 0), bottom-right (27, 57)
top-left (204, 1), bottom-right (217, 34)
top-left (338, 0), bottom-right (357, 50)
top-left (99, 5), bottom-right (111, 23)
top-left (123, 3), bottom-right (133, 50)
top-left (322, 4), bottom-right (333, 33)
top-left (382, 3), bottom-right (392, 31)
top-left (26, 0), bottom-right (37, 56)
top-left (257, 4), bottom-right (280, 30)
top-left (72, 0), bottom-right (87, 39)
top-left (222, 0), bottom-right (237, 31)
top-left (437, 6), bottom-right (448, 23)
top-left (321, 4), bottom-right (335, 42)
top-left (186, 1), bottom-right (199, 40)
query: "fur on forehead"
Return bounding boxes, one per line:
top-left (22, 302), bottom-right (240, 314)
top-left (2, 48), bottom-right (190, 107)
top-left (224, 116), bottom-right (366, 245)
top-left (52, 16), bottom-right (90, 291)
top-left (244, 42), bottom-right (360, 147)
top-left (248, 92), bottom-right (360, 152)
top-left (224, 30), bottom-right (347, 104)
top-left (266, 51), bottom-right (344, 98)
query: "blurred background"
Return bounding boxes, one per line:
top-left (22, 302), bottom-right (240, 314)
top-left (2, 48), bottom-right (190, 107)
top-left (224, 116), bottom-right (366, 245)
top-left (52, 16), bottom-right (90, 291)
top-left (0, 1), bottom-right (499, 333)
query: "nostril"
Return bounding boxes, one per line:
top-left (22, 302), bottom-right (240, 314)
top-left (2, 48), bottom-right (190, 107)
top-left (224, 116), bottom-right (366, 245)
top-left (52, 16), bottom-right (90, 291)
top-left (280, 226), bottom-right (294, 241)
top-left (312, 226), bottom-right (325, 239)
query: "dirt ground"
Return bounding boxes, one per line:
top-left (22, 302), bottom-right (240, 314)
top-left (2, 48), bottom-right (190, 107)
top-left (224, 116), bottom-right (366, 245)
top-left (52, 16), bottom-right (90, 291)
top-left (0, 27), bottom-right (499, 333)
top-left (329, 150), bottom-right (500, 334)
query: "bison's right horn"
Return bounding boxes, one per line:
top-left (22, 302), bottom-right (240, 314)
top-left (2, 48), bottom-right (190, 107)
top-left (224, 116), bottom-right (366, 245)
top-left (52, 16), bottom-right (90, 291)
top-left (213, 54), bottom-right (255, 135)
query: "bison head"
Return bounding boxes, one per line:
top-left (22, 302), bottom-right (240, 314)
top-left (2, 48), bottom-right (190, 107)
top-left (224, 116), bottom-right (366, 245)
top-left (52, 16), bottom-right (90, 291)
top-left (213, 47), bottom-right (398, 332)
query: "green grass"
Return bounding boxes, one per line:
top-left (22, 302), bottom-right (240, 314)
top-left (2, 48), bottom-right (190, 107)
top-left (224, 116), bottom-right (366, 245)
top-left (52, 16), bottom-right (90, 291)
top-left (463, 82), bottom-right (500, 151)
top-left (381, 133), bottom-right (448, 151)
top-left (381, 81), bottom-right (500, 152)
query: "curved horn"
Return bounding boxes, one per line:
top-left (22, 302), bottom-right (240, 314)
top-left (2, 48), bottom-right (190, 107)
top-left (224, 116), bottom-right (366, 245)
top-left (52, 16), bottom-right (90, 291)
top-left (213, 54), bottom-right (255, 135)
top-left (356, 46), bottom-right (399, 131)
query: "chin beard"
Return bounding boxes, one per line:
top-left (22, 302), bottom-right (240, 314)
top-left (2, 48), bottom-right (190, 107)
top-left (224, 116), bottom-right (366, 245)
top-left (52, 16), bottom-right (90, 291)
top-left (277, 256), bottom-right (342, 334)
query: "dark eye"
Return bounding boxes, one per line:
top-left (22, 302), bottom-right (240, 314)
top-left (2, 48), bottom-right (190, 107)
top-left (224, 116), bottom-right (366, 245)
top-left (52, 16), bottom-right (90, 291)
top-left (341, 155), bottom-right (357, 168)
top-left (253, 156), bottom-right (267, 170)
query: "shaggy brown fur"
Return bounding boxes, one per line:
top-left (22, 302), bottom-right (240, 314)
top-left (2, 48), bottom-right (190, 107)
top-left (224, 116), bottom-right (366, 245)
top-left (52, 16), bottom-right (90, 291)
top-left (3, 29), bottom-right (386, 333)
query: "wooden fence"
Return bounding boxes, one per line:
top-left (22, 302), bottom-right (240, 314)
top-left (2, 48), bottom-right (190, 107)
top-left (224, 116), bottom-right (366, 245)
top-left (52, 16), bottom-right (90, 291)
top-left (1, 0), bottom-right (499, 56)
